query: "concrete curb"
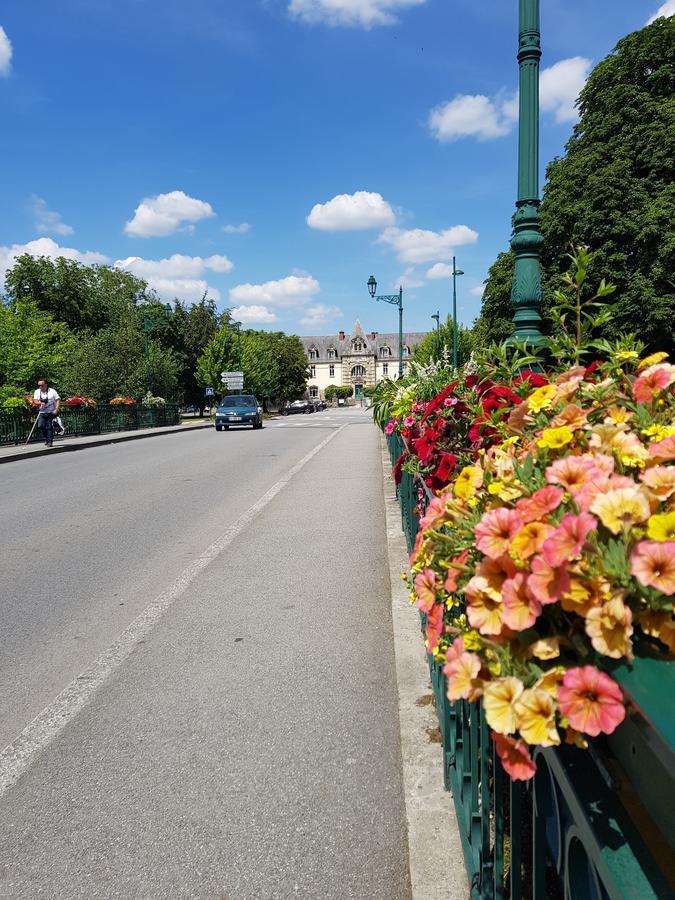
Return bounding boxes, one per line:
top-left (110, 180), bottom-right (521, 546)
top-left (380, 435), bottom-right (469, 900)
top-left (0, 422), bottom-right (213, 465)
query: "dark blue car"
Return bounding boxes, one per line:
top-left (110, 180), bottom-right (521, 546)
top-left (215, 395), bottom-right (263, 431)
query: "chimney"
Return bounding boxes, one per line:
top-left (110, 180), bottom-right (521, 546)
top-left (369, 331), bottom-right (378, 340)
top-left (338, 330), bottom-right (345, 340)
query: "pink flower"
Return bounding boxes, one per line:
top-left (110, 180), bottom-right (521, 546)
top-left (444, 646), bottom-right (482, 700)
top-left (475, 508), bottom-right (523, 559)
top-left (403, 415), bottom-right (415, 427)
top-left (502, 572), bottom-right (542, 631)
top-left (527, 555), bottom-right (570, 606)
top-left (384, 419), bottom-right (398, 435)
top-left (492, 733), bottom-right (537, 781)
top-left (649, 435), bottom-right (675, 462)
top-left (557, 666), bottom-right (625, 737)
top-left (633, 363), bottom-right (675, 403)
top-left (545, 456), bottom-right (596, 495)
top-left (542, 513), bottom-right (597, 567)
top-left (444, 549), bottom-right (469, 593)
top-left (414, 568), bottom-right (438, 612)
top-left (630, 541), bottom-right (675, 595)
top-left (515, 486), bottom-right (564, 524)
top-left (419, 495), bottom-right (448, 531)
top-left (425, 603), bottom-right (444, 653)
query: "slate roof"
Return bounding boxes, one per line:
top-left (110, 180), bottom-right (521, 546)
top-left (300, 319), bottom-right (428, 360)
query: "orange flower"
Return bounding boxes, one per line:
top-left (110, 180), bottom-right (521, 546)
top-left (551, 403), bottom-right (588, 431)
top-left (515, 486), bottom-right (564, 524)
top-left (557, 666), bottom-right (625, 737)
top-left (527, 555), bottom-right (570, 606)
top-left (590, 487), bottom-right (650, 535)
top-left (514, 689), bottom-right (560, 747)
top-left (502, 573), bottom-right (542, 631)
top-left (510, 522), bottom-right (555, 560)
top-left (444, 648), bottom-right (482, 701)
top-left (528, 637), bottom-right (561, 660)
top-left (483, 676), bottom-right (524, 734)
top-left (638, 611), bottom-right (675, 653)
top-left (648, 435), bottom-right (675, 462)
top-left (640, 466), bottom-right (675, 502)
top-left (561, 576), bottom-right (606, 617)
top-left (464, 576), bottom-right (504, 635)
top-left (584, 594), bottom-right (634, 659)
top-left (474, 508), bottom-right (523, 559)
top-left (414, 568), bottom-right (437, 613)
top-left (631, 541), bottom-right (675, 595)
top-left (633, 363), bottom-right (675, 403)
top-left (492, 733), bottom-right (537, 781)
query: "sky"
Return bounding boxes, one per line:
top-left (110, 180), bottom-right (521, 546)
top-left (0, 0), bottom-right (672, 337)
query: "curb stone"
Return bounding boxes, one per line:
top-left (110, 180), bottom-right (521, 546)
top-left (380, 435), bottom-right (469, 900)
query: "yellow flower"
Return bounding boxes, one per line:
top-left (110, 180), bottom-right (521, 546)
top-left (585, 594), bottom-right (633, 659)
top-left (590, 487), bottom-right (651, 535)
top-left (527, 384), bottom-right (558, 413)
top-left (501, 436), bottom-right (520, 447)
top-left (647, 512), bottom-right (675, 542)
top-left (638, 352), bottom-right (669, 370)
top-left (488, 480), bottom-right (522, 502)
top-left (642, 424), bottom-right (675, 442)
top-left (528, 637), bottom-right (561, 660)
top-left (463, 630), bottom-right (483, 651)
top-left (537, 426), bottom-right (574, 449)
top-left (483, 677), bottom-right (524, 735)
top-left (514, 689), bottom-right (560, 747)
top-left (454, 465), bottom-right (484, 500)
top-left (533, 667), bottom-right (566, 697)
top-left (605, 405), bottom-right (633, 425)
top-left (615, 350), bottom-right (639, 362)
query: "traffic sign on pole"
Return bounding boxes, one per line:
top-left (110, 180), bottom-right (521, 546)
top-left (205, 386), bottom-right (214, 396)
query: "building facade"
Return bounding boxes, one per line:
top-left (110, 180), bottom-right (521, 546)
top-left (299, 320), bottom-right (427, 400)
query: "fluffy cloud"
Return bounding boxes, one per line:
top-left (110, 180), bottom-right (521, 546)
top-left (426, 262), bottom-right (454, 280)
top-left (0, 238), bottom-right (108, 282)
top-left (229, 274), bottom-right (320, 308)
top-left (288, 0), bottom-right (424, 28)
top-left (231, 305), bottom-right (278, 324)
top-left (470, 285), bottom-right (485, 297)
top-left (395, 268), bottom-right (425, 289)
top-left (0, 26), bottom-right (12, 76)
top-left (29, 195), bottom-right (74, 236)
top-left (114, 253), bottom-right (233, 302)
top-left (647, 1), bottom-right (675, 23)
top-left (379, 225), bottom-right (478, 264)
top-left (307, 191), bottom-right (395, 231)
top-left (540, 57), bottom-right (592, 123)
top-left (124, 190), bottom-right (215, 237)
top-left (299, 304), bottom-right (343, 328)
top-left (221, 223), bottom-right (251, 234)
top-left (428, 57), bottom-right (591, 142)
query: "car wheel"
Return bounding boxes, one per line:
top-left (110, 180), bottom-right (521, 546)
top-left (304, 408), bottom-right (310, 414)
top-left (215, 424), bottom-right (222, 431)
top-left (222, 425), bottom-right (229, 430)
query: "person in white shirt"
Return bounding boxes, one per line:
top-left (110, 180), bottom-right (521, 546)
top-left (33, 379), bottom-right (61, 447)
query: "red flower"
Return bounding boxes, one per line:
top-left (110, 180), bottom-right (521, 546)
top-left (435, 452), bottom-right (457, 483)
top-left (412, 427), bottom-right (441, 464)
top-left (421, 381), bottom-right (459, 424)
top-left (393, 453), bottom-right (406, 485)
top-left (514, 371), bottom-right (549, 389)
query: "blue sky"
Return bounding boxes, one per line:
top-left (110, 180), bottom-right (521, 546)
top-left (0, 0), bottom-right (671, 336)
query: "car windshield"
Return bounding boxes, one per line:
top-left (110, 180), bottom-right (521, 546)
top-left (220, 396), bottom-right (256, 407)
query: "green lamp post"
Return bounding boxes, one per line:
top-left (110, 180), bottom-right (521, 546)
top-left (431, 311), bottom-right (441, 359)
top-left (451, 256), bottom-right (464, 368)
top-left (143, 303), bottom-right (172, 395)
top-left (510, 0), bottom-right (546, 347)
top-left (367, 276), bottom-right (404, 378)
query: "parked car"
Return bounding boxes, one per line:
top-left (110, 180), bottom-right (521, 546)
top-left (310, 399), bottom-right (327, 411)
top-left (280, 400), bottom-right (313, 416)
top-left (215, 395), bottom-right (263, 430)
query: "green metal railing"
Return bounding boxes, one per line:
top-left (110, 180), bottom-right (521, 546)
top-left (386, 432), bottom-right (675, 900)
top-left (0, 404), bottom-right (180, 446)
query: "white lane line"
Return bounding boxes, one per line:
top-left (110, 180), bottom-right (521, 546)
top-left (0, 424), bottom-right (347, 798)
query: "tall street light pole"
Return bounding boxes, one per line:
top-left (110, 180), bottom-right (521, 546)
top-left (510, 0), bottom-right (546, 347)
top-left (367, 276), bottom-right (404, 378)
top-left (431, 311), bottom-right (440, 359)
top-left (452, 256), bottom-right (464, 369)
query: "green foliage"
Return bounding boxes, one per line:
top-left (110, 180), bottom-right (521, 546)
top-left (324, 385), bottom-right (354, 402)
top-left (362, 385), bottom-right (378, 398)
top-left (470, 252), bottom-right (517, 349)
top-left (412, 315), bottom-right (472, 367)
top-left (0, 297), bottom-right (75, 391)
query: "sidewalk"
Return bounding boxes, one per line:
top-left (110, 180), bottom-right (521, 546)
top-left (0, 421), bottom-right (213, 464)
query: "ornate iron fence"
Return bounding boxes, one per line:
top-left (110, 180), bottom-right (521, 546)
top-left (0, 404), bottom-right (180, 446)
top-left (386, 432), bottom-right (674, 900)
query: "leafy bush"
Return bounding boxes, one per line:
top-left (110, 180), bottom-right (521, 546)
top-left (325, 385), bottom-right (354, 402)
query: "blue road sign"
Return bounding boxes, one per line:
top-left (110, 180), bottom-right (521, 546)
top-left (205, 387), bottom-right (214, 396)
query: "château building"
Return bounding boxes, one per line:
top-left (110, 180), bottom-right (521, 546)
top-left (299, 319), bottom-right (427, 400)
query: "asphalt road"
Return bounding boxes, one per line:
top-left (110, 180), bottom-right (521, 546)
top-left (0, 409), bottom-right (411, 899)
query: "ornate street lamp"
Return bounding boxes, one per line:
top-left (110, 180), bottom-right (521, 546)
top-left (367, 276), bottom-right (404, 378)
top-left (451, 256), bottom-right (464, 368)
top-left (510, 0), bottom-right (546, 347)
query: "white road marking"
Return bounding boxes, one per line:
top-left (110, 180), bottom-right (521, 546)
top-left (0, 424), bottom-right (347, 798)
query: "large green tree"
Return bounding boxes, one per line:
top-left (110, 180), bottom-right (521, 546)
top-left (475, 17), bottom-right (675, 352)
top-left (413, 315), bottom-right (473, 367)
top-left (0, 298), bottom-right (74, 398)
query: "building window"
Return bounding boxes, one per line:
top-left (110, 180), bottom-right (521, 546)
top-left (352, 341), bottom-right (363, 352)
top-left (380, 346), bottom-right (391, 357)
top-left (310, 365), bottom-right (316, 378)
top-left (309, 386), bottom-right (319, 398)
top-left (309, 348), bottom-right (318, 360)
top-left (351, 365), bottom-right (366, 377)
top-left (403, 345), bottom-right (410, 357)
top-left (383, 363), bottom-right (388, 376)
top-left (327, 348), bottom-right (336, 359)
top-left (329, 364), bottom-right (335, 377)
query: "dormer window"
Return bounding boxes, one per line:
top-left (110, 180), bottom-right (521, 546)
top-left (352, 341), bottom-right (364, 352)
top-left (327, 348), bottom-right (336, 359)
top-left (380, 346), bottom-right (391, 357)
top-left (309, 348), bottom-right (319, 360)
top-left (403, 345), bottom-right (410, 357)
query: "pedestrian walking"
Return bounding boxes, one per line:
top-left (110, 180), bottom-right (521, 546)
top-left (32, 379), bottom-right (61, 448)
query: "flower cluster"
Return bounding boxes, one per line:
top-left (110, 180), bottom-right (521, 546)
top-left (110, 396), bottom-right (136, 406)
top-left (409, 353), bottom-right (675, 780)
top-left (64, 395), bottom-right (97, 408)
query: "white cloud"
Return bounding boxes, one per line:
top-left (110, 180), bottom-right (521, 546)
top-left (307, 191), bottom-right (395, 231)
top-left (288, 0), bottom-right (424, 28)
top-left (299, 303), bottom-right (343, 328)
top-left (378, 225), bottom-right (478, 264)
top-left (0, 238), bottom-right (108, 283)
top-left (395, 268), bottom-right (425, 289)
top-left (428, 57), bottom-right (591, 142)
top-left (647, 1), bottom-right (675, 24)
top-left (470, 285), bottom-right (485, 297)
top-left (0, 26), bottom-right (12, 76)
top-left (29, 195), bottom-right (74, 236)
top-left (428, 93), bottom-right (517, 143)
top-left (231, 305), bottom-right (278, 324)
top-left (229, 274), bottom-right (320, 308)
top-left (540, 57), bottom-right (592, 123)
top-left (114, 254), bottom-right (232, 302)
top-left (426, 262), bottom-right (454, 280)
top-left (124, 190), bottom-right (215, 237)
top-left (221, 222), bottom-right (251, 233)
